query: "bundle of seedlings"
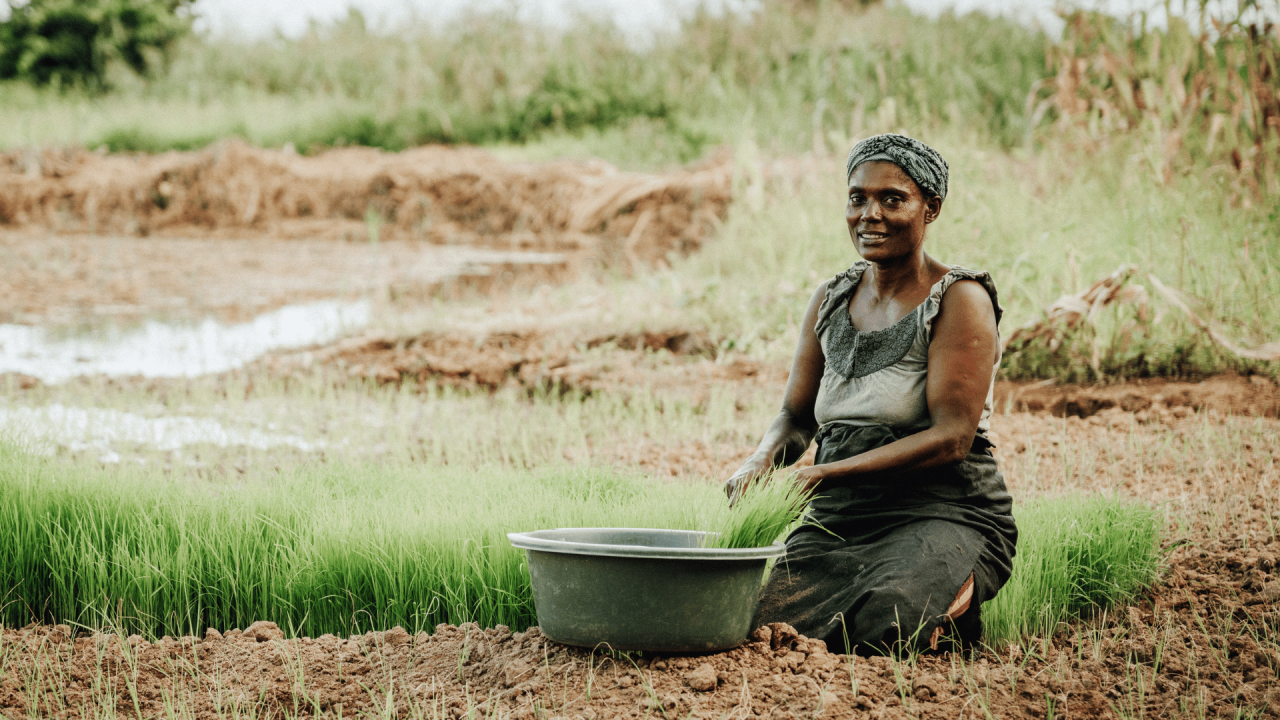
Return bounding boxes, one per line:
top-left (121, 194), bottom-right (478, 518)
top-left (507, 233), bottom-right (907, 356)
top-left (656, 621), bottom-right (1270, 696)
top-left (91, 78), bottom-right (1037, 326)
top-left (710, 470), bottom-right (814, 549)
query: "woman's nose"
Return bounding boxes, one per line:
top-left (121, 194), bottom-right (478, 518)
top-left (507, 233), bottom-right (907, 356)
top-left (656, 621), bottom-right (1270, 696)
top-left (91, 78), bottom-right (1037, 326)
top-left (861, 199), bottom-right (883, 221)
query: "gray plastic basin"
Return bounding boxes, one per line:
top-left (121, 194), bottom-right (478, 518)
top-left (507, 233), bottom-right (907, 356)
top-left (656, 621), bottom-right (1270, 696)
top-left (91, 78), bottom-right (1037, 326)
top-left (508, 528), bottom-right (785, 652)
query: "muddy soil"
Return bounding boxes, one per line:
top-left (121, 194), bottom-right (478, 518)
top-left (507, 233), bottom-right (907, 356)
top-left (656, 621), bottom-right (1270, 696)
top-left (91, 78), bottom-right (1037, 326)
top-left (994, 375), bottom-right (1280, 421)
top-left (3, 551), bottom-right (1278, 720)
top-left (269, 323), bottom-right (1280, 417)
top-left (0, 231), bottom-right (573, 325)
top-left (263, 327), bottom-right (750, 391)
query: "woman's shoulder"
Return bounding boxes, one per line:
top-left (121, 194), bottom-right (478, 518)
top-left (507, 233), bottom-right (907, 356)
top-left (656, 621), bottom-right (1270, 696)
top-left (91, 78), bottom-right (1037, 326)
top-left (824, 261), bottom-right (873, 303)
top-left (922, 264), bottom-right (1003, 334)
top-left (932, 264), bottom-right (996, 288)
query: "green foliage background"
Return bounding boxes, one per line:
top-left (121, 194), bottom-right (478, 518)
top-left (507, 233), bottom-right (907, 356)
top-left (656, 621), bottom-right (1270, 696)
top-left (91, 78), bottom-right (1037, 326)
top-left (0, 0), bottom-right (193, 88)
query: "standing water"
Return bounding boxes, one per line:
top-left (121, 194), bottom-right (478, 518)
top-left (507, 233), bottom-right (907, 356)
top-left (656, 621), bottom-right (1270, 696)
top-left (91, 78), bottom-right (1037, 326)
top-left (0, 300), bottom-right (368, 459)
top-left (0, 300), bottom-right (370, 384)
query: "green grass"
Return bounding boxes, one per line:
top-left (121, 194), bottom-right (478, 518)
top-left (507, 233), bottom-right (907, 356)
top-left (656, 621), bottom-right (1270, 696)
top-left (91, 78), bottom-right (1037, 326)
top-left (713, 473), bottom-right (813, 549)
top-left (660, 130), bottom-right (1280, 380)
top-left (0, 441), bottom-right (1158, 643)
top-left (983, 495), bottom-right (1162, 644)
top-left (0, 4), bottom-right (1046, 157)
top-left (0, 440), bottom-right (792, 638)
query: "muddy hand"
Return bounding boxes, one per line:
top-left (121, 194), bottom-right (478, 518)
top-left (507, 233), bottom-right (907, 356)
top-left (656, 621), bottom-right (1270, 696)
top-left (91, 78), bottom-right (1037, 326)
top-left (789, 465), bottom-right (825, 495)
top-left (724, 456), bottom-right (770, 508)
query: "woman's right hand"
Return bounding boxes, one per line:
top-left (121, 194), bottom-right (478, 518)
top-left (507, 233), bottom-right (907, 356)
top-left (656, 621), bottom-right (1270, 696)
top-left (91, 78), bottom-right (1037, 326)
top-left (724, 281), bottom-right (828, 508)
top-left (723, 454), bottom-right (773, 507)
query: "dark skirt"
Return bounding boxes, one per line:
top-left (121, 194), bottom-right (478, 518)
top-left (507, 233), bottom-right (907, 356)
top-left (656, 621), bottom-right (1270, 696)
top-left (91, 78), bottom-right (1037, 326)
top-left (752, 423), bottom-right (1018, 654)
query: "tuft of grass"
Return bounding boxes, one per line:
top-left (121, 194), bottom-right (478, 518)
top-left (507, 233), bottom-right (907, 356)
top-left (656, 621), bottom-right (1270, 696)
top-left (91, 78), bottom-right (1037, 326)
top-left (983, 494), bottom-right (1162, 644)
top-left (711, 472), bottom-right (812, 549)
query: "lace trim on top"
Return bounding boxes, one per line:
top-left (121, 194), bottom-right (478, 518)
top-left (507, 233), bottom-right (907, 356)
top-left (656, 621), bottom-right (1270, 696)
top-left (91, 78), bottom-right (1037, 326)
top-left (814, 261), bottom-right (1004, 380)
top-left (826, 302), bottom-right (919, 379)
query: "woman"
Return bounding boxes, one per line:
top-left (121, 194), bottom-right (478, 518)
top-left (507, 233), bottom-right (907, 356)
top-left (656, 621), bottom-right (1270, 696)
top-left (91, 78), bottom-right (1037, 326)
top-left (724, 134), bottom-right (1017, 655)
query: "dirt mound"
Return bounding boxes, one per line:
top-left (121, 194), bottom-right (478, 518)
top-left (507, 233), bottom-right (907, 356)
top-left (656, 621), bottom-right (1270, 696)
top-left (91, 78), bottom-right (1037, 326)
top-left (0, 142), bottom-right (730, 266)
top-left (994, 374), bottom-right (1280, 419)
top-left (267, 327), bottom-right (732, 391)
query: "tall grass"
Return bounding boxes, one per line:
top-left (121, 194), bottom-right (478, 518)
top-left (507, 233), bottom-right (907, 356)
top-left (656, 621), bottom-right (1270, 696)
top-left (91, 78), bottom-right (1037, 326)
top-left (983, 494), bottom-right (1162, 643)
top-left (4, 1), bottom-right (1270, 177)
top-left (1040, 7), bottom-right (1280, 202)
top-left (0, 442), bottom-right (1158, 643)
top-left (0, 3), bottom-right (1048, 156)
top-left (669, 133), bottom-right (1280, 379)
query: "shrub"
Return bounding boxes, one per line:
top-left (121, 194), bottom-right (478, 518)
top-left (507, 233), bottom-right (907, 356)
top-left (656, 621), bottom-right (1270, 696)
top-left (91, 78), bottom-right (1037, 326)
top-left (0, 0), bottom-right (193, 88)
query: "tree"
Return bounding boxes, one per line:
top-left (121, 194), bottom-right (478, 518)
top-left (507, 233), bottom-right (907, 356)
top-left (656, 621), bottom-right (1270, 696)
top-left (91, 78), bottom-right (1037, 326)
top-left (0, 0), bottom-right (194, 88)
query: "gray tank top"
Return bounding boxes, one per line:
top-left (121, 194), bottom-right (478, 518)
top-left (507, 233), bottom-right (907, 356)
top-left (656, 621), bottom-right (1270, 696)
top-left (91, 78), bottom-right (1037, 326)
top-left (813, 262), bottom-right (1003, 436)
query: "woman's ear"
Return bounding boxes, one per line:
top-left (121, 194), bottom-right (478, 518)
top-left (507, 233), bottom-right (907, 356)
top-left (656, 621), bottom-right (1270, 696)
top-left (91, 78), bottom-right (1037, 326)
top-left (923, 196), bottom-right (943, 224)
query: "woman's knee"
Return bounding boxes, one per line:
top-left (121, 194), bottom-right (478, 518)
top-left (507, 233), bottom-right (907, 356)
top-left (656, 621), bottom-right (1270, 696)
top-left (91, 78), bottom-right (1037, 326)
top-left (836, 578), bottom-right (980, 654)
top-left (836, 585), bottom-right (932, 652)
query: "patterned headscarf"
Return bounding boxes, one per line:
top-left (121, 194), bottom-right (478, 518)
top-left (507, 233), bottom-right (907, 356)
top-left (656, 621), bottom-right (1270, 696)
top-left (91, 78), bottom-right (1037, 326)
top-left (845, 133), bottom-right (949, 201)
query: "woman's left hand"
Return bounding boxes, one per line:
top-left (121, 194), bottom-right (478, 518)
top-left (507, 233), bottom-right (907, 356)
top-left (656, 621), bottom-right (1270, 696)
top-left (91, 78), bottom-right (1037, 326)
top-left (790, 465), bottom-right (826, 494)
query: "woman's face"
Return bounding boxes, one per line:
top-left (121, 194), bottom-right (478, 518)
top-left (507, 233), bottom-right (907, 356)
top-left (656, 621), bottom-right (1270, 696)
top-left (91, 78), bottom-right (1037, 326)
top-left (846, 161), bottom-right (941, 263)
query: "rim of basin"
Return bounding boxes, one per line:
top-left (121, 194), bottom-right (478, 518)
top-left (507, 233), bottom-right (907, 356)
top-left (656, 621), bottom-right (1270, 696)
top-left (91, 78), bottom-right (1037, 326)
top-left (507, 527), bottom-right (786, 561)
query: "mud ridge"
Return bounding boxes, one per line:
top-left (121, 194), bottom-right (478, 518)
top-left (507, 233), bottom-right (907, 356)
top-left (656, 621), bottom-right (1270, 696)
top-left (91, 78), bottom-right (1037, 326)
top-left (0, 142), bottom-right (730, 266)
top-left (270, 328), bottom-right (1280, 421)
top-left (994, 375), bottom-right (1280, 420)
top-left (265, 328), bottom-right (728, 391)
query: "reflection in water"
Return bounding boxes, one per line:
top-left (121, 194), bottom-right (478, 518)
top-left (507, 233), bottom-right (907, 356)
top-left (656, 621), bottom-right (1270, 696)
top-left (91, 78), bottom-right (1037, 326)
top-left (0, 403), bottom-right (321, 462)
top-left (0, 300), bottom-right (370, 384)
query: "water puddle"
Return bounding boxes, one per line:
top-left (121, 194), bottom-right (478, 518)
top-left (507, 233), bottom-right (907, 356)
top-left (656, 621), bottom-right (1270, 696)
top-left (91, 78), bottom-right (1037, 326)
top-left (0, 300), bottom-right (370, 384)
top-left (0, 403), bottom-right (321, 462)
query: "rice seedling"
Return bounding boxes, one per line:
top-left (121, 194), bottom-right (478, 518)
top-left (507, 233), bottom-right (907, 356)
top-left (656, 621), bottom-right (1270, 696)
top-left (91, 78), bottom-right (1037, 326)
top-left (982, 494), bottom-right (1162, 643)
top-left (0, 439), bottom-right (734, 639)
top-left (711, 470), bottom-right (812, 549)
top-left (0, 437), bottom-right (1160, 645)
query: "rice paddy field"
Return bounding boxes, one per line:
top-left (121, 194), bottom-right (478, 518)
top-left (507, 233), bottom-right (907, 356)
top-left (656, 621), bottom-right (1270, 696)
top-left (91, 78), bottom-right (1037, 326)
top-left (1, 0), bottom-right (1279, 718)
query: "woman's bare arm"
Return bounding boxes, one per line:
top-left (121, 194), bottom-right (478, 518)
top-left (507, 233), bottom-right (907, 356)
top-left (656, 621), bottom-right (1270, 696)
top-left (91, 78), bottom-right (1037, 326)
top-left (723, 281), bottom-right (829, 504)
top-left (790, 279), bottom-right (999, 491)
